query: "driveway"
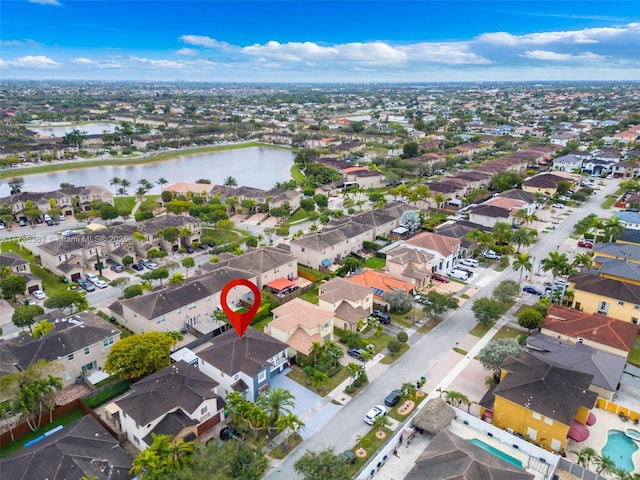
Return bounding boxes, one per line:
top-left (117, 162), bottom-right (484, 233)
top-left (270, 368), bottom-right (341, 439)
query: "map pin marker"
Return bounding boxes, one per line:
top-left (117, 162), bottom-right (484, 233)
top-left (220, 279), bottom-right (261, 338)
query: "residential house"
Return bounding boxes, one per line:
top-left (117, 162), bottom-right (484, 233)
top-left (113, 361), bottom-right (224, 450)
top-left (617, 228), bottom-right (640, 247)
top-left (0, 415), bottom-right (134, 480)
top-left (551, 154), bottom-right (583, 172)
top-left (202, 246), bottom-right (298, 290)
top-left (497, 189), bottom-right (539, 210)
top-left (37, 233), bottom-right (106, 281)
top-left (540, 305), bottom-right (638, 357)
top-left (163, 182), bottom-right (216, 201)
top-left (0, 252), bottom-right (42, 294)
top-left (197, 327), bottom-right (289, 402)
top-left (483, 196), bottom-right (533, 216)
top-left (0, 309), bottom-right (121, 387)
top-left (611, 161), bottom-right (638, 179)
top-left (317, 277), bottom-right (373, 332)
top-left (522, 173), bottom-right (569, 197)
top-left (134, 214), bottom-right (202, 254)
top-left (569, 272), bottom-right (640, 324)
top-left (384, 246), bottom-right (433, 289)
top-left (345, 268), bottom-right (414, 310)
top-left (594, 257), bottom-right (640, 286)
top-left (266, 298), bottom-right (334, 359)
top-left (59, 185), bottom-right (114, 212)
top-left (435, 220), bottom-right (492, 258)
top-left (467, 204), bottom-right (512, 228)
top-left (526, 332), bottom-right (626, 401)
top-left (489, 351), bottom-right (597, 452)
top-left (402, 232), bottom-right (460, 273)
top-left (110, 266), bottom-right (256, 334)
top-left (614, 211), bottom-right (640, 230)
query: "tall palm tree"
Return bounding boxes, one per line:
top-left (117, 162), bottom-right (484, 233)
top-left (109, 177), bottom-right (121, 188)
top-left (130, 434), bottom-right (194, 478)
top-left (510, 228), bottom-right (535, 253)
top-left (512, 252), bottom-right (533, 284)
top-left (513, 208), bottom-right (529, 226)
top-left (135, 186), bottom-right (147, 202)
top-left (257, 387), bottom-right (296, 428)
top-left (492, 221), bottom-right (512, 246)
top-left (275, 412), bottom-right (305, 447)
top-left (540, 251), bottom-right (571, 285)
top-left (573, 253), bottom-right (593, 272)
top-left (224, 176), bottom-right (238, 187)
top-left (570, 446), bottom-right (597, 470)
top-left (346, 362), bottom-right (361, 387)
top-left (591, 217), bottom-right (606, 243)
top-left (156, 177), bottom-right (169, 189)
top-left (603, 216), bottom-right (625, 243)
top-left (594, 454), bottom-right (616, 476)
top-left (224, 391), bottom-right (246, 425)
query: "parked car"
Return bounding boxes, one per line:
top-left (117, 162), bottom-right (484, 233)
top-left (551, 203), bottom-right (565, 209)
top-left (59, 214), bottom-right (66, 221)
top-left (522, 286), bottom-right (543, 295)
top-left (18, 219), bottom-right (27, 227)
top-left (86, 273), bottom-right (99, 284)
top-left (61, 230), bottom-right (79, 237)
top-left (371, 309), bottom-right (391, 324)
top-left (131, 263), bottom-right (144, 271)
top-left (110, 263), bottom-right (123, 273)
top-left (219, 426), bottom-right (243, 442)
top-left (482, 250), bottom-right (501, 260)
top-left (384, 389), bottom-right (402, 407)
top-left (459, 258), bottom-right (479, 268)
top-left (431, 273), bottom-right (450, 283)
top-left (32, 289), bottom-right (47, 300)
top-left (363, 405), bottom-right (387, 425)
top-left (93, 279), bottom-right (108, 289)
top-left (577, 240), bottom-right (593, 248)
top-left (347, 347), bottom-right (368, 362)
top-left (146, 262), bottom-right (160, 270)
top-left (448, 269), bottom-right (470, 281)
top-left (185, 246), bottom-right (194, 253)
top-left (76, 278), bottom-right (95, 292)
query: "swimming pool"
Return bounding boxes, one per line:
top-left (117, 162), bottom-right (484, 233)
top-left (602, 429), bottom-right (638, 473)
top-left (469, 438), bottom-right (524, 469)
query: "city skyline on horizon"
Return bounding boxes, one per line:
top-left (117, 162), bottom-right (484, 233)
top-left (1, 1), bottom-right (639, 83)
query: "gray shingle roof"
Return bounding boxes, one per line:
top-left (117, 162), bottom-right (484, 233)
top-left (0, 252), bottom-right (29, 268)
top-left (570, 271), bottom-right (640, 305)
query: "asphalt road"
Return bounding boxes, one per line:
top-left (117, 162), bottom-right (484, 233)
top-left (265, 178), bottom-right (621, 480)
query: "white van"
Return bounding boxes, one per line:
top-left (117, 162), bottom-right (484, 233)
top-left (459, 258), bottom-right (479, 268)
top-left (448, 269), bottom-right (470, 281)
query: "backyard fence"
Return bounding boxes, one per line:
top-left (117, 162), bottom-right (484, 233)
top-left (596, 398), bottom-right (640, 422)
top-left (556, 458), bottom-right (608, 480)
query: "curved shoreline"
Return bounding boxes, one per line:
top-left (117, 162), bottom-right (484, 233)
top-left (0, 141), bottom-right (292, 181)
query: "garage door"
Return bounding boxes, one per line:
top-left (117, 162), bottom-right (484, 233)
top-left (71, 273), bottom-right (81, 281)
top-left (28, 285), bottom-right (39, 294)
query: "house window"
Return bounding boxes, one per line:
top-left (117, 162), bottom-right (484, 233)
top-left (532, 412), bottom-right (541, 420)
top-left (323, 322), bottom-right (330, 329)
top-left (84, 347), bottom-right (90, 356)
top-left (634, 305), bottom-right (640, 311)
top-left (156, 316), bottom-right (165, 324)
top-left (632, 317), bottom-right (639, 325)
top-left (598, 301), bottom-right (608, 314)
top-left (188, 303), bottom-right (196, 310)
top-left (103, 337), bottom-right (114, 347)
top-left (133, 436), bottom-right (140, 445)
top-left (544, 416), bottom-right (553, 426)
top-left (201, 406), bottom-right (208, 415)
top-left (64, 371), bottom-right (72, 380)
top-left (68, 354), bottom-right (74, 362)
top-left (258, 370), bottom-right (267, 383)
top-left (618, 301), bottom-right (625, 307)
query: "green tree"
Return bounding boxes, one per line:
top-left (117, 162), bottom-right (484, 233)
top-left (109, 277), bottom-right (131, 296)
top-left (313, 194), bottom-right (328, 210)
top-left (402, 141), bottom-right (419, 158)
top-left (478, 338), bottom-right (522, 374)
top-left (570, 447), bottom-right (598, 470)
top-left (123, 284), bottom-right (143, 299)
top-left (510, 228), bottom-right (536, 252)
top-left (257, 387), bottom-right (296, 428)
top-left (400, 381), bottom-right (417, 400)
top-left (383, 290), bottom-right (413, 313)
top-left (540, 251), bottom-right (572, 293)
top-left (43, 290), bottom-right (89, 314)
top-left (141, 267), bottom-right (170, 285)
top-left (294, 447), bottom-right (351, 480)
top-left (32, 319), bottom-right (55, 339)
top-left (471, 297), bottom-right (506, 326)
top-left (105, 331), bottom-right (175, 380)
top-left (62, 128), bottom-right (88, 149)
top-left (512, 252), bottom-right (533, 285)
top-left (131, 434), bottom-right (195, 480)
top-left (12, 304), bottom-right (45, 333)
top-left (490, 172), bottom-right (523, 192)
top-left (1, 275), bottom-right (27, 301)
top-left (387, 340), bottom-right (402, 356)
top-left (182, 256), bottom-right (195, 277)
top-left (99, 204), bottom-right (120, 225)
top-left (517, 308), bottom-right (544, 332)
top-left (169, 273), bottom-right (185, 285)
top-left (594, 454), bottom-right (616, 476)
top-left (492, 279), bottom-right (520, 304)
top-left (223, 176), bottom-right (238, 187)
top-left (422, 290), bottom-right (459, 319)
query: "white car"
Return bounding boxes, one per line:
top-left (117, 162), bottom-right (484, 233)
top-left (61, 230), bottom-right (79, 237)
top-left (551, 203), bottom-right (565, 209)
top-left (86, 273), bottom-right (99, 284)
top-left (363, 404), bottom-right (387, 425)
top-left (146, 263), bottom-right (160, 270)
top-left (93, 279), bottom-right (108, 289)
top-left (482, 250), bottom-right (501, 260)
top-left (459, 258), bottom-right (479, 268)
top-left (32, 289), bottom-right (47, 300)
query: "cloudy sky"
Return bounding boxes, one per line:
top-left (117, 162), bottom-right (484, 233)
top-left (1, 0), bottom-right (639, 82)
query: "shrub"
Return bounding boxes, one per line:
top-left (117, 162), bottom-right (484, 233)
top-left (396, 331), bottom-right (409, 343)
top-left (122, 255), bottom-right (133, 266)
top-left (388, 340), bottom-right (402, 355)
top-left (362, 240), bottom-right (381, 252)
top-left (123, 284), bottom-right (143, 299)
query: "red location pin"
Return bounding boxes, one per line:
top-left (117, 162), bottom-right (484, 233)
top-left (220, 279), bottom-right (261, 338)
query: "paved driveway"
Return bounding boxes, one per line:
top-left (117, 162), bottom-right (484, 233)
top-left (270, 368), bottom-right (341, 439)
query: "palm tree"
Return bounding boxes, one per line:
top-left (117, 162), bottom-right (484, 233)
top-left (492, 222), bottom-right (512, 246)
top-left (603, 216), bottom-right (625, 243)
top-left (433, 193), bottom-right (446, 210)
top-left (110, 177), bottom-right (121, 188)
top-left (612, 468), bottom-right (636, 480)
top-left (346, 362), bottom-right (361, 387)
top-left (512, 252), bottom-right (533, 284)
top-left (510, 228), bottom-right (535, 253)
top-left (138, 178), bottom-right (154, 194)
top-left (591, 217), bottom-right (606, 243)
top-left (225, 391), bottom-right (246, 425)
top-left (257, 387), bottom-right (296, 428)
top-left (130, 434), bottom-right (194, 478)
top-left (224, 176), bottom-right (238, 187)
top-left (371, 413), bottom-right (391, 433)
top-left (275, 412), bottom-right (305, 447)
top-left (540, 251), bottom-right (571, 285)
top-left (513, 208), bottom-right (529, 227)
top-left (570, 446), bottom-right (597, 470)
top-left (135, 186), bottom-right (147, 202)
top-left (594, 454), bottom-right (616, 476)
top-left (444, 390), bottom-right (470, 409)
top-left (573, 253), bottom-right (593, 272)
top-left (157, 177), bottom-right (169, 189)
top-left (400, 381), bottom-right (417, 400)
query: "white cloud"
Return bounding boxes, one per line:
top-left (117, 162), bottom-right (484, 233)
top-left (0, 39), bottom-right (42, 47)
top-left (522, 50), bottom-right (604, 61)
top-left (72, 57), bottom-right (96, 64)
top-left (3, 55), bottom-right (59, 68)
top-left (179, 35), bottom-right (234, 51)
top-left (28, 0), bottom-right (62, 5)
top-left (477, 23), bottom-right (639, 46)
top-left (175, 48), bottom-right (198, 56)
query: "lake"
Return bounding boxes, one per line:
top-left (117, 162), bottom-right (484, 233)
top-left (1, 147), bottom-right (294, 196)
top-left (28, 123), bottom-right (121, 137)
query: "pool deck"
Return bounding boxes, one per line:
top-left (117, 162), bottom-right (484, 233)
top-left (565, 408), bottom-right (640, 476)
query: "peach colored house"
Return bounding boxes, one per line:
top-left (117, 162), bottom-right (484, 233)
top-left (346, 268), bottom-right (415, 310)
top-left (266, 298), bottom-right (334, 358)
top-left (385, 246), bottom-right (433, 289)
top-left (318, 277), bottom-right (373, 332)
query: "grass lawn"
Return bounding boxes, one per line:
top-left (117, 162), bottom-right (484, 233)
top-left (417, 315), bottom-right (445, 334)
top-left (298, 286), bottom-right (318, 305)
top-left (268, 434), bottom-right (303, 460)
top-left (387, 392), bottom-right (429, 422)
top-left (379, 342), bottom-right (410, 364)
top-left (287, 208), bottom-right (309, 223)
top-left (286, 366), bottom-right (350, 397)
top-left (251, 314), bottom-right (272, 332)
top-left (0, 409), bottom-right (86, 459)
top-left (290, 163), bottom-right (305, 184)
top-left (601, 195), bottom-right (617, 209)
top-left (345, 427), bottom-right (394, 476)
top-left (513, 304), bottom-right (533, 317)
top-left (1, 241), bottom-right (69, 296)
top-left (629, 333), bottom-right (640, 367)
top-left (297, 265), bottom-right (330, 281)
top-left (361, 332), bottom-right (395, 355)
top-left (363, 256), bottom-right (386, 270)
top-left (469, 322), bottom-right (492, 338)
top-left (492, 325), bottom-right (525, 341)
top-left (202, 227), bottom-right (241, 245)
top-left (113, 196), bottom-right (137, 214)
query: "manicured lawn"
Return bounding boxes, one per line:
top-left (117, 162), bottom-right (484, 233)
top-left (290, 163), bottom-right (305, 184)
top-left (286, 366), bottom-right (349, 397)
top-left (0, 409), bottom-right (86, 459)
top-left (387, 392), bottom-right (429, 422)
top-left (268, 433), bottom-right (303, 459)
top-left (492, 325), bottom-right (524, 341)
top-left (363, 256), bottom-right (386, 270)
top-left (1, 241), bottom-right (69, 296)
top-left (251, 314), bottom-right (272, 332)
top-left (297, 265), bottom-right (330, 281)
top-left (344, 427), bottom-right (394, 476)
top-left (469, 322), bottom-right (492, 338)
top-left (113, 196), bottom-right (137, 214)
top-left (629, 333), bottom-right (640, 368)
top-left (202, 227), bottom-right (241, 245)
top-left (298, 286), bottom-right (318, 305)
top-left (287, 208), bottom-right (309, 223)
top-left (379, 342), bottom-right (410, 364)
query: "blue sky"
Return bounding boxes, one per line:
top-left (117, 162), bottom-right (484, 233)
top-left (1, 1), bottom-right (639, 82)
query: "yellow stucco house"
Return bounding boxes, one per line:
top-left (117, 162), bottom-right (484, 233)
top-left (569, 272), bottom-right (640, 325)
top-left (490, 352), bottom-right (597, 453)
top-left (522, 172), bottom-right (569, 197)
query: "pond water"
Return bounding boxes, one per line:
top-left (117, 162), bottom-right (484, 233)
top-left (1, 147), bottom-right (294, 196)
top-left (28, 123), bottom-right (121, 137)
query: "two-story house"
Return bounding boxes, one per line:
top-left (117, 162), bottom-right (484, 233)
top-left (266, 298), bottom-right (334, 360)
top-left (402, 232), bottom-right (460, 274)
top-left (38, 233), bottom-right (106, 281)
top-left (569, 272), bottom-right (640, 324)
top-left (134, 214), bottom-right (202, 254)
top-left (197, 327), bottom-right (289, 402)
top-left (113, 360), bottom-right (224, 450)
top-left (0, 251), bottom-right (42, 294)
top-left (0, 309), bottom-right (121, 387)
top-left (317, 277), bottom-right (373, 332)
top-left (522, 173), bottom-right (568, 197)
top-left (384, 246), bottom-right (433, 289)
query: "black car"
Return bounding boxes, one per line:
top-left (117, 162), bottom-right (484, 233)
top-left (131, 263), bottom-right (144, 271)
top-left (522, 286), bottom-right (543, 295)
top-left (384, 389), bottom-right (402, 407)
top-left (219, 426), bottom-right (243, 441)
top-left (347, 347), bottom-right (367, 362)
top-left (185, 246), bottom-right (194, 253)
top-left (371, 309), bottom-right (391, 324)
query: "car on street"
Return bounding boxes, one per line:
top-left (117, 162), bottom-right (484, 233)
top-left (93, 279), bottom-right (108, 289)
top-left (577, 240), bottom-right (593, 248)
top-left (61, 230), bottom-right (79, 237)
top-left (448, 269), bottom-right (470, 281)
top-left (32, 289), bottom-right (46, 300)
top-left (146, 262), bottom-right (160, 270)
top-left (86, 273), bottom-right (99, 284)
top-left (482, 250), bottom-right (502, 260)
top-left (551, 203), bottom-right (565, 209)
top-left (371, 309), bottom-right (391, 324)
top-left (76, 278), bottom-right (95, 292)
top-left (347, 347), bottom-right (368, 362)
top-left (384, 389), bottom-right (402, 407)
top-left (219, 426), bottom-right (243, 442)
top-left (131, 263), bottom-right (144, 271)
top-left (110, 264), bottom-right (123, 273)
top-left (459, 258), bottom-right (479, 268)
top-left (431, 273), bottom-right (450, 283)
top-left (363, 404), bottom-right (387, 425)
top-left (522, 286), bottom-right (543, 295)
